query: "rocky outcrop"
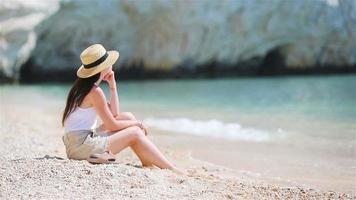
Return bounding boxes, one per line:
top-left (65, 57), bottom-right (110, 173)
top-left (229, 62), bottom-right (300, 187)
top-left (0, 0), bottom-right (59, 82)
top-left (1, 0), bottom-right (355, 82)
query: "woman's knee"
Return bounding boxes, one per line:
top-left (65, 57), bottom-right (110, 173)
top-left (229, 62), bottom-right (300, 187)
top-left (107, 126), bottom-right (145, 152)
top-left (129, 126), bottom-right (145, 143)
top-left (122, 112), bottom-right (136, 120)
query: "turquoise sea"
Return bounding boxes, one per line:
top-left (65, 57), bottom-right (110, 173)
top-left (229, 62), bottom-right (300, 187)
top-left (4, 74), bottom-right (355, 146)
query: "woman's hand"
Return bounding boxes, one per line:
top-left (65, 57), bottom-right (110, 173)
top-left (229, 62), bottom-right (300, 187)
top-left (136, 120), bottom-right (149, 136)
top-left (103, 71), bottom-right (116, 89)
top-left (96, 123), bottom-right (108, 133)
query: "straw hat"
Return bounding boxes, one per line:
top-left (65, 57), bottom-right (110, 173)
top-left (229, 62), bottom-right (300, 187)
top-left (77, 44), bottom-right (119, 78)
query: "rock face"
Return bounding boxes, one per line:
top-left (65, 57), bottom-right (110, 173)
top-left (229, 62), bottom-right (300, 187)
top-left (0, 0), bottom-right (59, 82)
top-left (1, 0), bottom-right (356, 82)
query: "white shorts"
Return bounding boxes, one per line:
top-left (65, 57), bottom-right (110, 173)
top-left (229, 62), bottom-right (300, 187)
top-left (62, 128), bottom-right (109, 160)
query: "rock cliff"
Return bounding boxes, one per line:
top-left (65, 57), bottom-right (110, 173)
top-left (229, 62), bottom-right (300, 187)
top-left (0, 0), bottom-right (59, 82)
top-left (1, 0), bottom-right (355, 82)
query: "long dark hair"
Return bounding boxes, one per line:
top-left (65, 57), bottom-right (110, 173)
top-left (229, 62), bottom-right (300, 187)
top-left (61, 73), bottom-right (100, 126)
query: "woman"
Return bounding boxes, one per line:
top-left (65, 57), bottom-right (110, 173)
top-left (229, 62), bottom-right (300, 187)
top-left (61, 44), bottom-right (184, 174)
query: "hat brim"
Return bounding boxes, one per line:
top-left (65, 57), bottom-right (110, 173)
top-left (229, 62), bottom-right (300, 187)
top-left (77, 50), bottom-right (119, 78)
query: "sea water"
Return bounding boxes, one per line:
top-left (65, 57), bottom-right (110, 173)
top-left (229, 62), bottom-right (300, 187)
top-left (7, 75), bottom-right (354, 148)
top-left (117, 75), bottom-right (355, 144)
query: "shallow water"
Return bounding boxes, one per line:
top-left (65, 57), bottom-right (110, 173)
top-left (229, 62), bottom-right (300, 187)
top-left (1, 74), bottom-right (355, 193)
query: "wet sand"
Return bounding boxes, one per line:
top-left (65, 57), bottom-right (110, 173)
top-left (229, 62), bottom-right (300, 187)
top-left (0, 87), bottom-right (354, 199)
top-left (150, 129), bottom-right (356, 195)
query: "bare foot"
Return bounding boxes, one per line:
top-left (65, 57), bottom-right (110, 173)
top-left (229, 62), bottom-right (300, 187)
top-left (144, 165), bottom-right (187, 175)
top-left (171, 166), bottom-right (187, 176)
top-left (142, 165), bottom-right (158, 169)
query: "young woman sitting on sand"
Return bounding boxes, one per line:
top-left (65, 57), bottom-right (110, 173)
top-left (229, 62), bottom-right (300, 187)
top-left (61, 44), bottom-right (184, 174)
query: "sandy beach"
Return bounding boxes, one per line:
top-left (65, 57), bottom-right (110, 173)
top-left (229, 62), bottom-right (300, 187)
top-left (0, 86), bottom-right (354, 199)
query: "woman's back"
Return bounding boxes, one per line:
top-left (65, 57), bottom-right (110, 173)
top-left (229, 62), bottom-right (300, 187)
top-left (64, 105), bottom-right (97, 133)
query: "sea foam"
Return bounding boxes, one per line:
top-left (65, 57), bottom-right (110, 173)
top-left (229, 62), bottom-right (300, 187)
top-left (143, 117), bottom-right (271, 142)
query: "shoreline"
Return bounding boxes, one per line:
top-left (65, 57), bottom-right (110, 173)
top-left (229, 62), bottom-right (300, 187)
top-left (0, 86), bottom-right (354, 199)
top-left (149, 128), bottom-right (356, 195)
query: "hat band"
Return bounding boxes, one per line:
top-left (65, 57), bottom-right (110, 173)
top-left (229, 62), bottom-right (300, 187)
top-left (83, 52), bottom-right (109, 69)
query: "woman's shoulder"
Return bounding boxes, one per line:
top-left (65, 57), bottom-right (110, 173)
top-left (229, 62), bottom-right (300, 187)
top-left (88, 85), bottom-right (105, 99)
top-left (90, 85), bottom-right (103, 93)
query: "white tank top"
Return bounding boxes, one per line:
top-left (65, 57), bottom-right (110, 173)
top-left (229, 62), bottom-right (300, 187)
top-left (64, 106), bottom-right (98, 133)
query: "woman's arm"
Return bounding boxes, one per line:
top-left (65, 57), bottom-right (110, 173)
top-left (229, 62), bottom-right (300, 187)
top-left (90, 86), bottom-right (139, 132)
top-left (104, 71), bottom-right (120, 117)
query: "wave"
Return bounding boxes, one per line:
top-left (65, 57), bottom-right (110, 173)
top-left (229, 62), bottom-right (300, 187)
top-left (143, 117), bottom-right (278, 142)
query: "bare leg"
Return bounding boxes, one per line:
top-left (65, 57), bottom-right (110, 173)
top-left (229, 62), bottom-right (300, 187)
top-left (107, 126), bottom-right (181, 172)
top-left (129, 130), bottom-right (185, 174)
top-left (107, 113), bottom-right (184, 173)
top-left (130, 144), bottom-right (155, 168)
top-left (117, 113), bottom-right (155, 167)
top-left (116, 113), bottom-right (171, 168)
top-left (130, 133), bottom-right (175, 169)
top-left (108, 126), bottom-right (174, 169)
top-left (107, 126), bottom-right (143, 154)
